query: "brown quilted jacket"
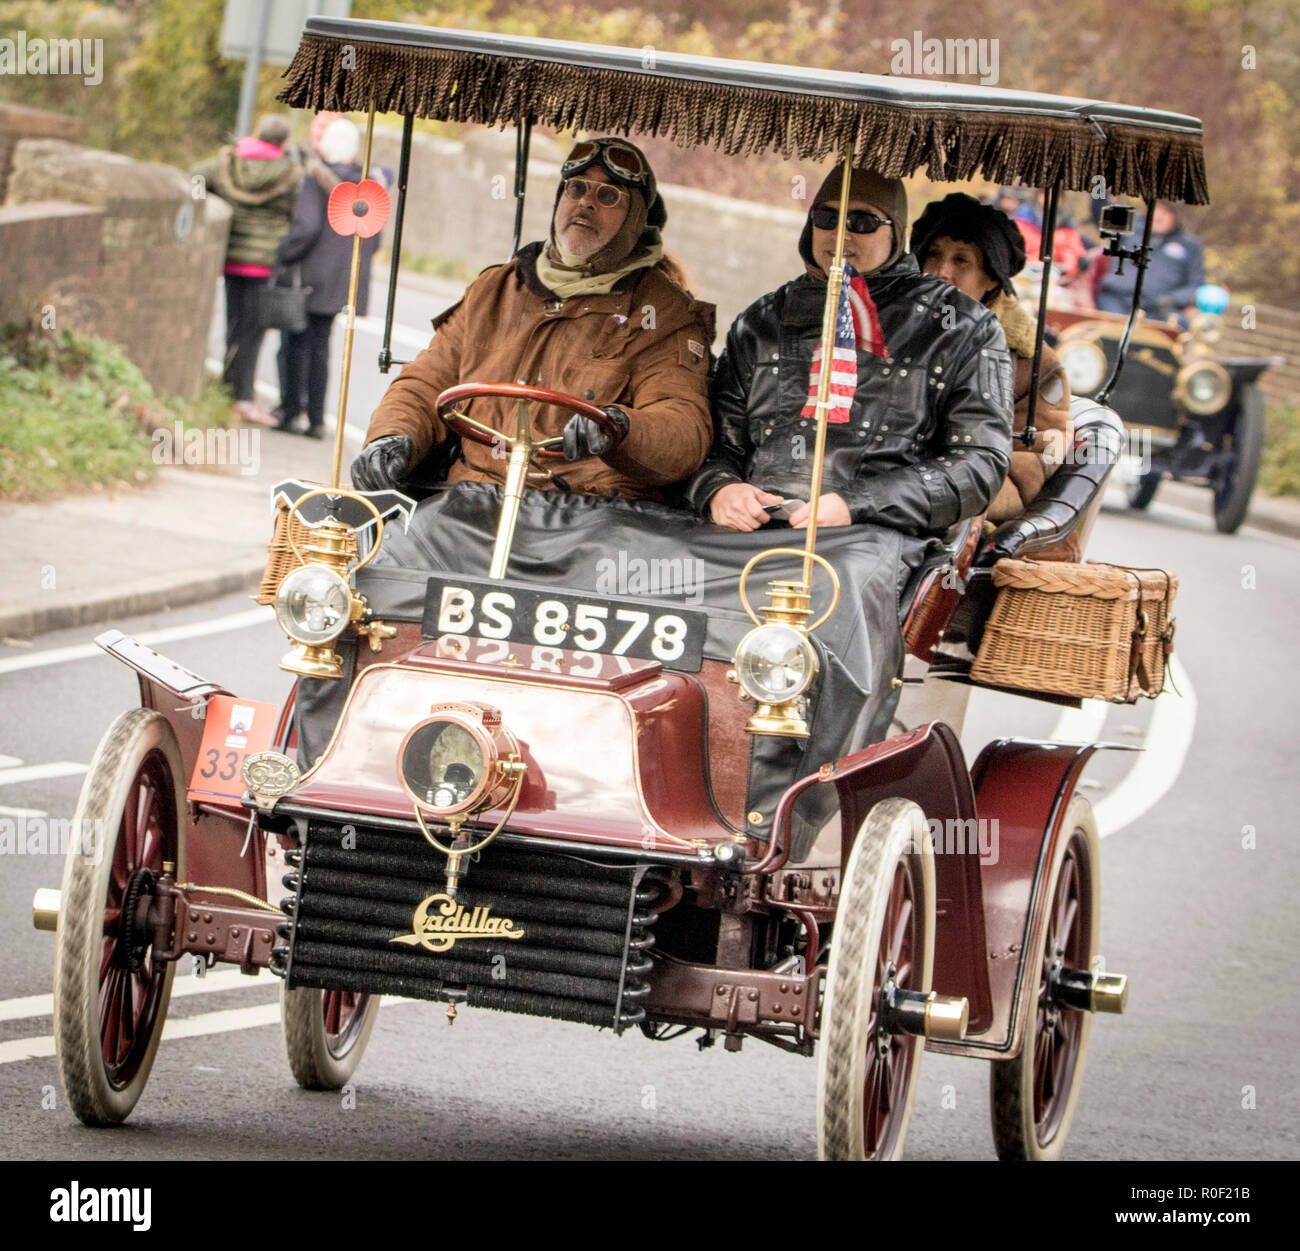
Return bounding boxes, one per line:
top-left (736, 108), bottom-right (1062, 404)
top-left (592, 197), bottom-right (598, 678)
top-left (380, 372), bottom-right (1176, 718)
top-left (364, 244), bottom-right (716, 502)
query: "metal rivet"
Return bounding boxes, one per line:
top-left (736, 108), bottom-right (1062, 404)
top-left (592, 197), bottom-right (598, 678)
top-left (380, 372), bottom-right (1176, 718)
top-left (748, 991), bottom-right (758, 1002)
top-left (747, 811), bottom-right (763, 825)
top-left (716, 986), bottom-right (728, 996)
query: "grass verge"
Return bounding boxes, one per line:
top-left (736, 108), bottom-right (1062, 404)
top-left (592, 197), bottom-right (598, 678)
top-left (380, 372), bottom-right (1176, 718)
top-left (1259, 402), bottom-right (1300, 499)
top-left (0, 323), bottom-right (237, 502)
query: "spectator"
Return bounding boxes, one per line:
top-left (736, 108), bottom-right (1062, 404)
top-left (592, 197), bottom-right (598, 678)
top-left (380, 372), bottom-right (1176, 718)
top-left (191, 115), bottom-right (301, 425)
top-left (273, 117), bottom-right (387, 438)
top-left (1095, 200), bottom-right (1205, 324)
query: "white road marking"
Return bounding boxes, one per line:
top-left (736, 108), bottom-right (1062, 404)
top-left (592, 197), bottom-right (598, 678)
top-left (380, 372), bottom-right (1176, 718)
top-left (0, 805), bottom-right (47, 819)
top-left (1094, 655), bottom-right (1197, 838)
top-left (1048, 699), bottom-right (1109, 744)
top-left (0, 762), bottom-right (88, 786)
top-left (0, 754), bottom-right (22, 768)
top-left (356, 314), bottom-right (431, 352)
top-left (0, 606), bottom-right (274, 676)
top-left (0, 994), bottom-right (419, 1066)
top-left (0, 967), bottom-right (266, 1024)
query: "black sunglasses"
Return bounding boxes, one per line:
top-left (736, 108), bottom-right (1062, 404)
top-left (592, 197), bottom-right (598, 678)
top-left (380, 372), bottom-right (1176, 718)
top-left (810, 204), bottom-right (892, 234)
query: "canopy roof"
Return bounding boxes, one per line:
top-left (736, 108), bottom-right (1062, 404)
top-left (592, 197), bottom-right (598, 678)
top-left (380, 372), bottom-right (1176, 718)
top-left (279, 18), bottom-right (1208, 204)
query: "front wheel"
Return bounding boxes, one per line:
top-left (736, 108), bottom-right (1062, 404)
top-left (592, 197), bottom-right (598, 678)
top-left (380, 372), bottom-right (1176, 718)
top-left (1212, 386), bottom-right (1264, 534)
top-left (989, 793), bottom-right (1100, 1160)
top-left (53, 709), bottom-right (186, 1125)
top-left (1126, 469), bottom-right (1162, 511)
top-left (281, 985), bottom-right (379, 1090)
top-left (817, 798), bottom-right (935, 1161)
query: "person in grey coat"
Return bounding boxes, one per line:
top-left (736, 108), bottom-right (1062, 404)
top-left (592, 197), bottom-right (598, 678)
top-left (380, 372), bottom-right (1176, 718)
top-left (273, 118), bottom-right (387, 437)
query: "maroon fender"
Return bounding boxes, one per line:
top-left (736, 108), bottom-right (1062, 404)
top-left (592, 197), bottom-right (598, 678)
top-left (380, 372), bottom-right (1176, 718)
top-left (94, 630), bottom-right (268, 901)
top-left (927, 736), bottom-right (1102, 1059)
top-left (768, 722), bottom-right (995, 1035)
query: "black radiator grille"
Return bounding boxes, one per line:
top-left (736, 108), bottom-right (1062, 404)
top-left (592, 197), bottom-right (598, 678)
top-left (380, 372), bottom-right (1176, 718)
top-left (271, 823), bottom-right (661, 1030)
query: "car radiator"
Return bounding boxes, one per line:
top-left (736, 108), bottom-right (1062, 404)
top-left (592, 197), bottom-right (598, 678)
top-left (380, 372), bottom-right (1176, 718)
top-left (270, 822), bottom-right (662, 1031)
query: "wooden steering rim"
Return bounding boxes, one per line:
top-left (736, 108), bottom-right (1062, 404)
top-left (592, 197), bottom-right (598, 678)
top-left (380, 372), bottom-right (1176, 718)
top-left (435, 382), bottom-right (621, 459)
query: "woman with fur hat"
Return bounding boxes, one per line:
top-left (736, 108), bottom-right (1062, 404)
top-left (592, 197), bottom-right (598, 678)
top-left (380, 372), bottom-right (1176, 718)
top-left (910, 192), bottom-right (1072, 522)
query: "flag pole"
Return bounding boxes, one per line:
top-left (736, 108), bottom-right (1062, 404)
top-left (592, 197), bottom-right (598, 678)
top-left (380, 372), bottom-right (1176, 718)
top-left (802, 144), bottom-right (854, 586)
top-left (331, 101), bottom-right (376, 490)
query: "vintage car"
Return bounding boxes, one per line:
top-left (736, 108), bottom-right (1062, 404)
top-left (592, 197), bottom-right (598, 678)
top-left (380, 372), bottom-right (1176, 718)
top-left (31, 17), bottom-right (1200, 1160)
top-left (1047, 282), bottom-right (1279, 534)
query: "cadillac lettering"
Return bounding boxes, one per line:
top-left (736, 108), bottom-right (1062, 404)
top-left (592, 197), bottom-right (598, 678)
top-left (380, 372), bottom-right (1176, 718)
top-left (391, 894), bottom-right (525, 954)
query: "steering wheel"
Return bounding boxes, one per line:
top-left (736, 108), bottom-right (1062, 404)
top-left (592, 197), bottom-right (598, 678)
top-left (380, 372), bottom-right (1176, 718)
top-left (435, 382), bottom-right (623, 461)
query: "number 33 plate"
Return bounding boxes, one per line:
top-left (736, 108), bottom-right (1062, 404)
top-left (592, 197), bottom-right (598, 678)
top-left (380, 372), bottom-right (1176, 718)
top-left (422, 576), bottom-right (707, 671)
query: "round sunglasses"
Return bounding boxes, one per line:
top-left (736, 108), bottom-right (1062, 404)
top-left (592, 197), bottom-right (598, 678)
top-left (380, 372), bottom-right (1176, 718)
top-left (810, 204), bottom-right (892, 234)
top-left (561, 177), bottom-right (631, 209)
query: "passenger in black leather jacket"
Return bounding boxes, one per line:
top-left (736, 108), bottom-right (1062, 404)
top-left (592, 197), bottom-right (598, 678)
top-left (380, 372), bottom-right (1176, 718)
top-left (687, 165), bottom-right (1014, 537)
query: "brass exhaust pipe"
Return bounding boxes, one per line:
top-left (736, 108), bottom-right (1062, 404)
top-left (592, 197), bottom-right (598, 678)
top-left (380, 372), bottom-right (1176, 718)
top-left (32, 887), bottom-right (60, 932)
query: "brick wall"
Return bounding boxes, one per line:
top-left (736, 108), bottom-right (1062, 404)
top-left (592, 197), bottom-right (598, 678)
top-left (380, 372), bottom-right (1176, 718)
top-left (0, 101), bottom-right (80, 202)
top-left (5, 140), bottom-right (231, 399)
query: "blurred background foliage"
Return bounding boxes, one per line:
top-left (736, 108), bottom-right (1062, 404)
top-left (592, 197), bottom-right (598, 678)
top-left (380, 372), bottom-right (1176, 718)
top-left (1, 0), bottom-right (1297, 303)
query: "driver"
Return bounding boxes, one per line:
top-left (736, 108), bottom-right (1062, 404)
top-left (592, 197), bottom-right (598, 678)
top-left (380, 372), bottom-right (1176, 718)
top-left (350, 138), bottom-right (715, 502)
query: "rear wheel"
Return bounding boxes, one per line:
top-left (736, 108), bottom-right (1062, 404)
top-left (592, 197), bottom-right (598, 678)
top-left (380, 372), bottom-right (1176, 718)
top-left (818, 799), bottom-right (935, 1160)
top-left (1212, 385), bottom-right (1264, 534)
top-left (281, 985), bottom-right (379, 1090)
top-left (53, 709), bottom-right (186, 1125)
top-left (990, 794), bottom-right (1099, 1160)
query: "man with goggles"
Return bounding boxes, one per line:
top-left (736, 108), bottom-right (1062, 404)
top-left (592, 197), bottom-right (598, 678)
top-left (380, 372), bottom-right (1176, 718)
top-left (353, 137), bottom-right (714, 501)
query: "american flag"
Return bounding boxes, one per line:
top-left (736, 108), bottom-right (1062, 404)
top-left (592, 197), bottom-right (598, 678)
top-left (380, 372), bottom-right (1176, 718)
top-left (800, 263), bottom-right (887, 424)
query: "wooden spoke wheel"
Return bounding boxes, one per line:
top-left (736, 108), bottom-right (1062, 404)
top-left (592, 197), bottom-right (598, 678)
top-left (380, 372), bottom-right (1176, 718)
top-left (1125, 469), bottom-right (1162, 511)
top-left (53, 709), bottom-right (186, 1125)
top-left (1212, 385), bottom-right (1264, 535)
top-left (818, 798), bottom-right (935, 1161)
top-left (990, 793), bottom-right (1100, 1160)
top-left (281, 985), bottom-right (379, 1090)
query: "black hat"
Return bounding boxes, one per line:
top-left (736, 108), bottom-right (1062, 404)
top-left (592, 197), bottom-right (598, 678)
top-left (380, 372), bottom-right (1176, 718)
top-left (909, 192), bottom-right (1027, 295)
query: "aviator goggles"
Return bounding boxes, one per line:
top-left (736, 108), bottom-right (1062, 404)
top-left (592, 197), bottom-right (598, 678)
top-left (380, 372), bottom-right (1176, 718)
top-left (560, 139), bottom-right (651, 186)
top-left (810, 204), bottom-right (892, 235)
top-left (561, 177), bottom-right (631, 209)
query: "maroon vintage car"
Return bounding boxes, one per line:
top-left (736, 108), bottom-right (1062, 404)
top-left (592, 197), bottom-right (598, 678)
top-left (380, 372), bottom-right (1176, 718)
top-left (32, 18), bottom-right (1202, 1159)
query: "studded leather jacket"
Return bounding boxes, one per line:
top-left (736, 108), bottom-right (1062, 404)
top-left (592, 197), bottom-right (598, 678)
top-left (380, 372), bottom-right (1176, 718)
top-left (686, 255), bottom-right (1014, 535)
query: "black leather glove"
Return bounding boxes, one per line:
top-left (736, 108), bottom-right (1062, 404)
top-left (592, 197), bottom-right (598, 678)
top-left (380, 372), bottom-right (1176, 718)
top-left (562, 405), bottom-right (630, 462)
top-left (350, 435), bottom-right (413, 491)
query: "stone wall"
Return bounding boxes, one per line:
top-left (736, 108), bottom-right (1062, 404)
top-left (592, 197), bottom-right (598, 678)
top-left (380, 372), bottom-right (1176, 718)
top-left (1219, 303), bottom-right (1300, 408)
top-left (4, 139), bottom-right (231, 399)
top-left (368, 127), bottom-right (806, 338)
top-left (0, 101), bottom-right (80, 202)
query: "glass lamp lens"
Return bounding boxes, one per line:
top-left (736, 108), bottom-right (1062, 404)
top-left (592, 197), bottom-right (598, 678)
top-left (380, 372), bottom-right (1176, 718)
top-left (401, 720), bottom-right (487, 811)
top-left (275, 567), bottom-right (351, 645)
top-left (737, 626), bottom-right (814, 703)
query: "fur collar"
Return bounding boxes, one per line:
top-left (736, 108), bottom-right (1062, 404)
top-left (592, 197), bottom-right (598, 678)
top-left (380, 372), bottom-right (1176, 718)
top-left (988, 290), bottom-right (1039, 358)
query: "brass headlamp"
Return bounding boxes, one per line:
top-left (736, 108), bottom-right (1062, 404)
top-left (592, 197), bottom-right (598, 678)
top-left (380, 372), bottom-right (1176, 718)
top-left (276, 487), bottom-right (384, 680)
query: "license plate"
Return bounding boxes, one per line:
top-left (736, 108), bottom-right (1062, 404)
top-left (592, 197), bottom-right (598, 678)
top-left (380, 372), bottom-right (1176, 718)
top-left (422, 576), bottom-right (706, 672)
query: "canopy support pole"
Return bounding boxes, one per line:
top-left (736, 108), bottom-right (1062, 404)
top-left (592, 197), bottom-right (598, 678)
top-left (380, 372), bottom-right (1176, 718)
top-left (511, 117), bottom-right (533, 258)
top-left (1098, 199), bottom-right (1157, 407)
top-left (1024, 178), bottom-right (1060, 447)
top-left (378, 112), bottom-right (415, 375)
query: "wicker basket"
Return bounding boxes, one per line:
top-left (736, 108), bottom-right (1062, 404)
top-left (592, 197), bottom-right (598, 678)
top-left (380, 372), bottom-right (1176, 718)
top-left (255, 505), bottom-right (357, 606)
top-left (971, 559), bottom-right (1178, 702)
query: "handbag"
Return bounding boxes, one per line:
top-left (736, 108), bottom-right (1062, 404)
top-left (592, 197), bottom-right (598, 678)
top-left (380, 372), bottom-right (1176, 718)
top-left (257, 265), bottom-right (312, 334)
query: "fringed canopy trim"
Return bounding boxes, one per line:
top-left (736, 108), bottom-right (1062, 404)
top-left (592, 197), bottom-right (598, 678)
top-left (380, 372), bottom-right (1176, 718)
top-left (278, 21), bottom-right (1209, 204)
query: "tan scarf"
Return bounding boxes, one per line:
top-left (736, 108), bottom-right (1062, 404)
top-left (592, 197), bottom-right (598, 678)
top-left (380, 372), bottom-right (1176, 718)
top-left (534, 238), bottom-right (664, 299)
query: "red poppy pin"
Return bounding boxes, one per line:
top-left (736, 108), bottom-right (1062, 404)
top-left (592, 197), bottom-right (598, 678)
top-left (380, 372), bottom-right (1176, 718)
top-left (327, 178), bottom-right (391, 239)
